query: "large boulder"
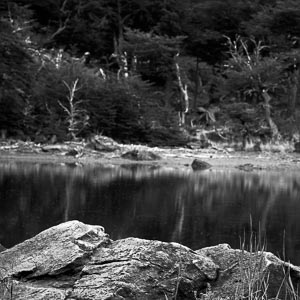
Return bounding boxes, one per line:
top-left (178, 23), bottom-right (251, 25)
top-left (72, 238), bottom-right (218, 300)
top-left (1, 222), bottom-right (300, 300)
top-left (0, 221), bottom-right (109, 300)
top-left (0, 221), bottom-right (218, 300)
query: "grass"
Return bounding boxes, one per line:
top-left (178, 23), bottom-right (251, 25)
top-left (258, 141), bottom-right (295, 153)
top-left (216, 136), bottom-right (296, 153)
top-left (235, 230), bottom-right (269, 300)
top-left (196, 220), bottom-right (300, 300)
top-left (166, 224), bottom-right (299, 300)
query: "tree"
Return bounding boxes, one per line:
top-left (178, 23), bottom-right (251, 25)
top-left (174, 54), bottom-right (190, 125)
top-left (0, 17), bottom-right (35, 137)
top-left (2, 0), bottom-right (300, 143)
top-left (243, 0), bottom-right (300, 118)
top-left (124, 28), bottom-right (184, 85)
top-left (243, 0), bottom-right (300, 49)
top-left (223, 36), bottom-right (282, 139)
top-left (182, 0), bottom-right (259, 64)
top-left (58, 79), bottom-right (89, 140)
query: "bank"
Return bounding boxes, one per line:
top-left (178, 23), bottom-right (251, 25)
top-left (1, 137), bottom-right (300, 171)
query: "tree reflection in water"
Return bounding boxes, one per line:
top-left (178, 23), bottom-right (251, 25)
top-left (0, 161), bottom-right (300, 264)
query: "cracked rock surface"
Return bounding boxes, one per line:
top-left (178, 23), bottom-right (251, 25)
top-left (0, 221), bottom-right (218, 299)
top-left (1, 221), bottom-right (300, 299)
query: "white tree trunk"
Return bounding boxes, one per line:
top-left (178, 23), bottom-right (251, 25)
top-left (175, 58), bottom-right (189, 125)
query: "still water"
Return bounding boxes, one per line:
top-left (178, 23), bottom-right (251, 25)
top-left (1, 161), bottom-right (300, 264)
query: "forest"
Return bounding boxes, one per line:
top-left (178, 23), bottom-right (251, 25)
top-left (1, 0), bottom-right (300, 148)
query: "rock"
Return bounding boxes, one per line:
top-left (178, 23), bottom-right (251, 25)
top-left (72, 238), bottom-right (218, 300)
top-left (295, 142), bottom-right (300, 153)
top-left (86, 135), bottom-right (120, 152)
top-left (41, 144), bottom-right (84, 157)
top-left (1, 222), bottom-right (300, 300)
top-left (121, 149), bottom-right (161, 161)
top-left (41, 144), bottom-right (70, 152)
top-left (197, 244), bottom-right (300, 299)
top-left (236, 163), bottom-right (262, 172)
top-left (0, 221), bottom-right (109, 300)
top-left (236, 163), bottom-right (255, 171)
top-left (0, 221), bottom-right (218, 300)
top-left (191, 159), bottom-right (212, 171)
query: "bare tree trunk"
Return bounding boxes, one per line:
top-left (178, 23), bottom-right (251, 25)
top-left (288, 68), bottom-right (299, 116)
top-left (175, 56), bottom-right (189, 126)
top-left (193, 57), bottom-right (200, 110)
top-left (262, 90), bottom-right (279, 139)
top-left (113, 0), bottom-right (130, 80)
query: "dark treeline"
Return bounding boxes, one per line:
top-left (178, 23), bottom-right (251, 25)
top-left (1, 0), bottom-right (300, 146)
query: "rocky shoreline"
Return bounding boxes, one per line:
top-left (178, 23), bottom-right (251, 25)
top-left (0, 221), bottom-right (299, 300)
top-left (1, 137), bottom-right (300, 171)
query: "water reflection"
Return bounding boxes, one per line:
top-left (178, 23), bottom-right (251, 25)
top-left (0, 161), bottom-right (300, 264)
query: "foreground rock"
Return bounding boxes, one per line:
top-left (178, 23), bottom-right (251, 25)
top-left (0, 221), bottom-right (109, 299)
top-left (0, 221), bottom-right (300, 300)
top-left (0, 221), bottom-right (217, 299)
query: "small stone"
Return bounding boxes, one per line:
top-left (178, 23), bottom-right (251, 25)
top-left (236, 163), bottom-right (254, 172)
top-left (191, 159), bottom-right (212, 171)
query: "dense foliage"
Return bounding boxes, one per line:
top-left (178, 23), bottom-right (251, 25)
top-left (1, 0), bottom-right (300, 146)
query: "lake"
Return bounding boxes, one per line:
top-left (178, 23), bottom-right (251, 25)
top-left (1, 161), bottom-right (300, 265)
